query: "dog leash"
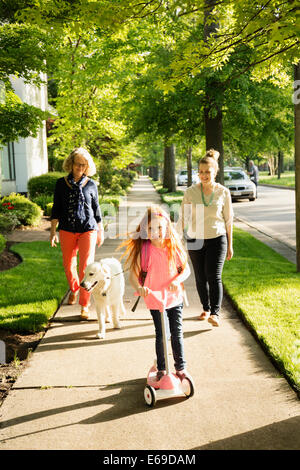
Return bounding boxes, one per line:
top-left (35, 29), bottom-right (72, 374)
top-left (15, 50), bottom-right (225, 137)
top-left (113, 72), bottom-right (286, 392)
top-left (110, 268), bottom-right (130, 279)
top-left (104, 267), bottom-right (141, 312)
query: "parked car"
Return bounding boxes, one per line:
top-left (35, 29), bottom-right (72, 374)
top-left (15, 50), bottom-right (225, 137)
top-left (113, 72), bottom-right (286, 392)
top-left (224, 168), bottom-right (256, 201)
top-left (177, 169), bottom-right (199, 186)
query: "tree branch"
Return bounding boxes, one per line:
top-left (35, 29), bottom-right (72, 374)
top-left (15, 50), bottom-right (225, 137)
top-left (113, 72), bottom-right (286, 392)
top-left (222, 40), bottom-right (299, 88)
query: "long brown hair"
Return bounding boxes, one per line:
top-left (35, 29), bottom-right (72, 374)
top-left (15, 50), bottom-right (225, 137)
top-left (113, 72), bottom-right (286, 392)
top-left (118, 205), bottom-right (187, 278)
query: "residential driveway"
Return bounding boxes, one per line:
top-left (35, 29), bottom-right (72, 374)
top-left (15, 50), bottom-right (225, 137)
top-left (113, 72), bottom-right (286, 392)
top-left (0, 177), bottom-right (299, 451)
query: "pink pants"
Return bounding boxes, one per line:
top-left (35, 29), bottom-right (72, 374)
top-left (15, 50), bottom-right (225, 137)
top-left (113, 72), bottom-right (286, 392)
top-left (59, 230), bottom-right (97, 307)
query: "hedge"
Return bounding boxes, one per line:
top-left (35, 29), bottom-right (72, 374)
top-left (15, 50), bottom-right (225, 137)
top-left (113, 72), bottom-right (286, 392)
top-left (27, 172), bottom-right (65, 198)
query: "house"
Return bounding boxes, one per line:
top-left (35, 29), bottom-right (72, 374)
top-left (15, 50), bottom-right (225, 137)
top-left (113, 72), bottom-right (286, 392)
top-left (0, 75), bottom-right (48, 196)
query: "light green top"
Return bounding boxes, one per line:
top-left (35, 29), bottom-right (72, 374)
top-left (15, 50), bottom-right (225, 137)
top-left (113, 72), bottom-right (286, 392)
top-left (177, 183), bottom-right (233, 240)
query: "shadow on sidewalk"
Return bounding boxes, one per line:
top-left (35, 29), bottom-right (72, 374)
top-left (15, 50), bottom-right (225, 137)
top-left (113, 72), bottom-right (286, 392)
top-left (34, 324), bottom-right (210, 353)
top-left (192, 415), bottom-right (300, 450)
top-left (0, 376), bottom-right (189, 444)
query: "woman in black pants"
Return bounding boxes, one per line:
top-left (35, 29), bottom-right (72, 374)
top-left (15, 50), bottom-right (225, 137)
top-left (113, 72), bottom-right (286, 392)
top-left (177, 149), bottom-right (233, 327)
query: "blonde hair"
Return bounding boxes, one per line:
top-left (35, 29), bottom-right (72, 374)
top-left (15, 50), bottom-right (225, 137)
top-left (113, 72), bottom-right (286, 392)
top-left (198, 148), bottom-right (220, 174)
top-left (63, 147), bottom-right (97, 176)
top-left (118, 205), bottom-right (187, 278)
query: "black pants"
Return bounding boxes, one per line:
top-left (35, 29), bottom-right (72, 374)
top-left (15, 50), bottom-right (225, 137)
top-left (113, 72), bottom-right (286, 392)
top-left (188, 235), bottom-right (227, 317)
top-left (150, 303), bottom-right (185, 372)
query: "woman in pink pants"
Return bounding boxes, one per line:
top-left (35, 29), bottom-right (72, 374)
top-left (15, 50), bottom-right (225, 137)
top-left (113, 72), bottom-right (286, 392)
top-left (50, 148), bottom-right (104, 319)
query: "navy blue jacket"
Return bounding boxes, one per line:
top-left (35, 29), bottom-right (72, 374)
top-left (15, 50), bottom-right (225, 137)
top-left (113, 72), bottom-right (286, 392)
top-left (51, 176), bottom-right (102, 233)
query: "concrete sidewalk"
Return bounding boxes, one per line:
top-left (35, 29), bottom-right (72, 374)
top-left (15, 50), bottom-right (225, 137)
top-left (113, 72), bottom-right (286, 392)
top-left (0, 176), bottom-right (299, 450)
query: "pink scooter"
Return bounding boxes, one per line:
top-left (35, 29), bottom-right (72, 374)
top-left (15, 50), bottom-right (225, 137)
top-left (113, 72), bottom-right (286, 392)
top-left (144, 290), bottom-right (194, 407)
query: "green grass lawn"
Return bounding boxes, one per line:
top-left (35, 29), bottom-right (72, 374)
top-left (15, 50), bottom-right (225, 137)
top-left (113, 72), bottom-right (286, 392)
top-left (0, 241), bottom-right (68, 332)
top-left (223, 228), bottom-right (300, 395)
top-left (259, 171), bottom-right (295, 188)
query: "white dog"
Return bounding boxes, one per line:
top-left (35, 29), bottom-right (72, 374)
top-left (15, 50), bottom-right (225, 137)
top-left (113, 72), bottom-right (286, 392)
top-left (80, 258), bottom-right (126, 339)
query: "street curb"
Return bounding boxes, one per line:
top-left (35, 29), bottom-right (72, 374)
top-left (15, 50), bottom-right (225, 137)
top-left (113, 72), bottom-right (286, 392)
top-left (258, 183), bottom-right (295, 190)
top-left (234, 216), bottom-right (296, 253)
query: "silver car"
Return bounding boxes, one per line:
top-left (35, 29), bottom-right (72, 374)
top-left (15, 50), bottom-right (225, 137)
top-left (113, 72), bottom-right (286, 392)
top-left (224, 168), bottom-right (256, 201)
top-left (177, 170), bottom-right (199, 186)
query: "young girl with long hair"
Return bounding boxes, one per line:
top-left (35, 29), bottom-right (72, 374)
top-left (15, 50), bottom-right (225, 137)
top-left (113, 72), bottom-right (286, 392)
top-left (120, 205), bottom-right (191, 381)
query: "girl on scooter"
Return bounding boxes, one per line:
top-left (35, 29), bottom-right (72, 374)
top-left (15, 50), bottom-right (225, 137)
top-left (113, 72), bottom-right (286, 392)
top-left (120, 205), bottom-right (191, 382)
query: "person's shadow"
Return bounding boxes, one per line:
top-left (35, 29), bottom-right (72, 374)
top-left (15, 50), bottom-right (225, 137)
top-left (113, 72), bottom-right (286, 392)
top-left (0, 376), bottom-right (187, 444)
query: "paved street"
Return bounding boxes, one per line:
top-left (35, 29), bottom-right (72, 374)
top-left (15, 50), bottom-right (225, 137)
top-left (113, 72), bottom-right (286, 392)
top-left (232, 185), bottom-right (296, 250)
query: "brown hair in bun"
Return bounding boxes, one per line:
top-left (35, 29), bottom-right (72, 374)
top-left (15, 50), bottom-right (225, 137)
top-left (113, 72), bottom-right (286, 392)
top-left (198, 148), bottom-right (219, 174)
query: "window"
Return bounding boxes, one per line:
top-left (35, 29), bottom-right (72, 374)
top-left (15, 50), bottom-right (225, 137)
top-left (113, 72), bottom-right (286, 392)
top-left (1, 142), bottom-right (16, 181)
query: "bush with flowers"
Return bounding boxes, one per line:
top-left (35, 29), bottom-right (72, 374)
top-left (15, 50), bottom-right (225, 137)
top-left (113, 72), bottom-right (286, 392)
top-left (0, 193), bottom-right (42, 229)
top-left (0, 201), bottom-right (20, 233)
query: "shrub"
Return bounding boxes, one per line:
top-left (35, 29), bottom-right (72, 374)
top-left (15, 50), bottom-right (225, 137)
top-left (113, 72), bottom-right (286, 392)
top-left (0, 193), bottom-right (42, 226)
top-left (99, 195), bottom-right (120, 208)
top-left (27, 172), bottom-right (65, 198)
top-left (48, 154), bottom-right (65, 172)
top-left (99, 195), bottom-right (120, 217)
top-left (45, 202), bottom-right (54, 217)
top-left (31, 194), bottom-right (54, 212)
top-left (0, 233), bottom-right (6, 255)
top-left (0, 212), bottom-right (20, 232)
top-left (98, 161), bottom-right (136, 196)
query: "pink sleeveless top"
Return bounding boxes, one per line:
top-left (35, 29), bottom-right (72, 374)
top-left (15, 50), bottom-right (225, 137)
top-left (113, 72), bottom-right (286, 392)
top-left (141, 243), bottom-right (183, 310)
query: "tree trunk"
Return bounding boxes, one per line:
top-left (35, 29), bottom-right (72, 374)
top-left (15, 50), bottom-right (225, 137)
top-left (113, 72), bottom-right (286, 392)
top-left (268, 155), bottom-right (277, 176)
top-left (204, 0), bottom-right (224, 185)
top-left (204, 106), bottom-right (224, 184)
top-left (278, 151), bottom-right (282, 179)
top-left (281, 151), bottom-right (284, 173)
top-left (245, 155), bottom-right (250, 170)
top-left (149, 165), bottom-right (158, 181)
top-left (186, 146), bottom-right (192, 187)
top-left (294, 62), bottom-right (300, 272)
top-left (163, 144), bottom-right (176, 192)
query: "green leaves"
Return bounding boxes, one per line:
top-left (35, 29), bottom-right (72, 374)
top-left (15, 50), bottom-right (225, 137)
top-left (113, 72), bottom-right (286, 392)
top-left (0, 89), bottom-right (48, 144)
top-left (0, 17), bottom-right (54, 143)
top-left (0, 23), bottom-right (52, 83)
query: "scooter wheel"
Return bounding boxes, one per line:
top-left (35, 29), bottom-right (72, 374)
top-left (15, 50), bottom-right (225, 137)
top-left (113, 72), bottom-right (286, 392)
top-left (182, 377), bottom-right (194, 398)
top-left (144, 385), bottom-right (156, 407)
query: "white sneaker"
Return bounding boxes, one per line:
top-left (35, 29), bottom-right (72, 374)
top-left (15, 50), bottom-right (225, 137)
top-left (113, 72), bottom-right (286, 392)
top-left (208, 315), bottom-right (220, 327)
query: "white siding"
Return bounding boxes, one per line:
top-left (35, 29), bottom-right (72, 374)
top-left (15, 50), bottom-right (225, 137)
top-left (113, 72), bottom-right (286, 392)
top-left (1, 75), bottom-right (48, 196)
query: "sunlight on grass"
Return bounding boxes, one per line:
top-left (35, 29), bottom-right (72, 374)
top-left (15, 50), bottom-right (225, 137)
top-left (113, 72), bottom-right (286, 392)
top-left (223, 228), bottom-right (300, 393)
top-left (259, 171), bottom-right (295, 187)
top-left (0, 241), bottom-right (68, 332)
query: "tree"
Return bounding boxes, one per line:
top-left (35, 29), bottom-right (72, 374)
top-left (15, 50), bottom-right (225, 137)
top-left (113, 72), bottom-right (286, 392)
top-left (168, 0), bottom-right (299, 269)
top-left (0, 22), bottom-right (51, 145)
top-left (203, 0), bottom-right (224, 183)
top-left (223, 74), bottom-right (294, 164)
top-left (45, 26), bottom-right (140, 177)
top-left (294, 62), bottom-right (300, 271)
top-left (0, 13), bottom-right (52, 193)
